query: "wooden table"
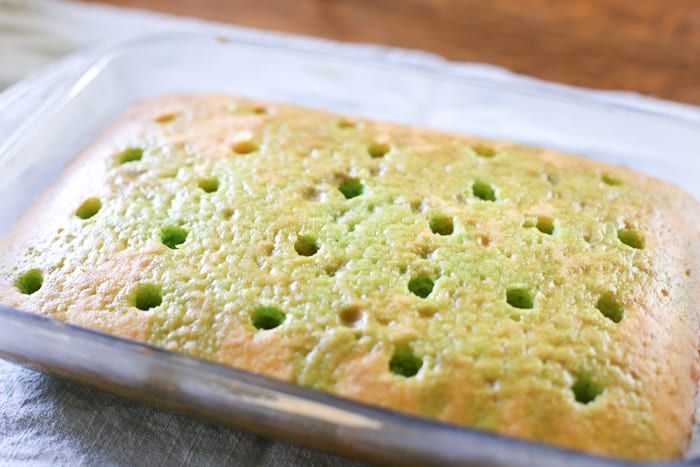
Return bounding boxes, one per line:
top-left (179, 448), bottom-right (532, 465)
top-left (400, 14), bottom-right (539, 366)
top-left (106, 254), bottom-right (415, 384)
top-left (87, 0), bottom-right (700, 105)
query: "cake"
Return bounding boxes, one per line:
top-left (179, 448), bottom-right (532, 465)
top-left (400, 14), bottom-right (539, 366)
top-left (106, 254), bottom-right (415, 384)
top-left (1, 95), bottom-right (698, 461)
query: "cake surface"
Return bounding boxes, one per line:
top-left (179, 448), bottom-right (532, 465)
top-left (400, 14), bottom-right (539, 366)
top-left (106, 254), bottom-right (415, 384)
top-left (1, 95), bottom-right (698, 461)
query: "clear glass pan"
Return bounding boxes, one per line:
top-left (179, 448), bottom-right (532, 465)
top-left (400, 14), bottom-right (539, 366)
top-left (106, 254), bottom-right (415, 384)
top-left (0, 32), bottom-right (697, 466)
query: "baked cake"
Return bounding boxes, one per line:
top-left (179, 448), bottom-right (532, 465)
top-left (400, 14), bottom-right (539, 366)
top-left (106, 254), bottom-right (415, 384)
top-left (1, 95), bottom-right (698, 461)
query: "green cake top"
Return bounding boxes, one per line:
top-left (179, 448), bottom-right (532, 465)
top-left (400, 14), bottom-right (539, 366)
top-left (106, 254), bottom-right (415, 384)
top-left (3, 95), bottom-right (697, 460)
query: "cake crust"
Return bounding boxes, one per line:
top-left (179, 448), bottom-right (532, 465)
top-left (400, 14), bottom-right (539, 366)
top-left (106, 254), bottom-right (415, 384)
top-left (1, 95), bottom-right (698, 461)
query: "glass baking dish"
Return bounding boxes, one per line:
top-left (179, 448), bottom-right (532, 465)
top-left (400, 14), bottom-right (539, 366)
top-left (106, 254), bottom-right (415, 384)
top-left (0, 32), bottom-right (698, 466)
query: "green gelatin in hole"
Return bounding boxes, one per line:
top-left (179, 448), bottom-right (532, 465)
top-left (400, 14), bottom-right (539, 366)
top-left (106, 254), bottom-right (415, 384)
top-left (294, 235), bottom-right (319, 256)
top-left (198, 177), bottom-right (219, 193)
top-left (408, 275), bottom-right (434, 299)
top-left (572, 375), bottom-right (603, 404)
top-left (76, 197), bottom-right (102, 219)
top-left (506, 286), bottom-right (535, 309)
top-left (252, 306), bottom-right (285, 330)
top-left (16, 269), bottom-right (43, 295)
top-left (368, 142), bottom-right (390, 158)
top-left (429, 214), bottom-right (454, 235)
top-left (160, 225), bottom-right (188, 249)
top-left (618, 229), bottom-right (644, 249)
top-left (339, 178), bottom-right (364, 199)
top-left (472, 181), bottom-right (496, 201)
top-left (116, 147), bottom-right (143, 164)
top-left (602, 173), bottom-right (622, 186)
top-left (596, 292), bottom-right (624, 323)
top-left (389, 346), bottom-right (423, 377)
top-left (133, 284), bottom-right (162, 311)
top-left (536, 216), bottom-right (555, 235)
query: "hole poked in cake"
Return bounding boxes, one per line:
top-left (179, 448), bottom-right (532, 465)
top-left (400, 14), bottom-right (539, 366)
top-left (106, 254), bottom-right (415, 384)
top-left (596, 292), bottom-right (624, 323)
top-left (231, 137), bottom-right (258, 155)
top-left (132, 283), bottom-right (162, 310)
top-left (252, 305), bottom-right (285, 330)
top-left (198, 177), bottom-right (219, 193)
top-left (572, 375), bottom-right (603, 404)
top-left (389, 345), bottom-right (423, 377)
top-left (429, 214), bottom-right (454, 236)
top-left (16, 269), bottom-right (43, 295)
top-left (339, 305), bottom-right (364, 326)
top-left (617, 228), bottom-right (644, 249)
top-left (294, 235), bottom-right (319, 256)
top-left (472, 144), bottom-right (496, 158)
top-left (337, 119), bottom-right (356, 129)
top-left (368, 141), bottom-right (390, 159)
top-left (536, 216), bottom-right (556, 235)
top-left (522, 216), bottom-right (555, 234)
top-left (408, 275), bottom-right (435, 299)
top-left (506, 286), bottom-right (535, 309)
top-left (76, 197), bottom-right (102, 219)
top-left (601, 173), bottom-right (622, 186)
top-left (472, 181), bottom-right (497, 201)
top-left (338, 178), bottom-right (364, 199)
top-left (115, 147), bottom-right (143, 164)
top-left (160, 225), bottom-right (188, 249)
top-left (154, 113), bottom-right (178, 124)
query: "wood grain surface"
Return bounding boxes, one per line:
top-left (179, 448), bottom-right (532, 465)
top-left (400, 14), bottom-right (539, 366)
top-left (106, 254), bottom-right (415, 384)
top-left (85, 0), bottom-right (700, 105)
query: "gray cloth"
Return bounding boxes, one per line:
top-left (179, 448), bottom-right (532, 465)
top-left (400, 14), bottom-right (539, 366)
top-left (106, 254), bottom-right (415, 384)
top-left (0, 360), bottom-right (359, 466)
